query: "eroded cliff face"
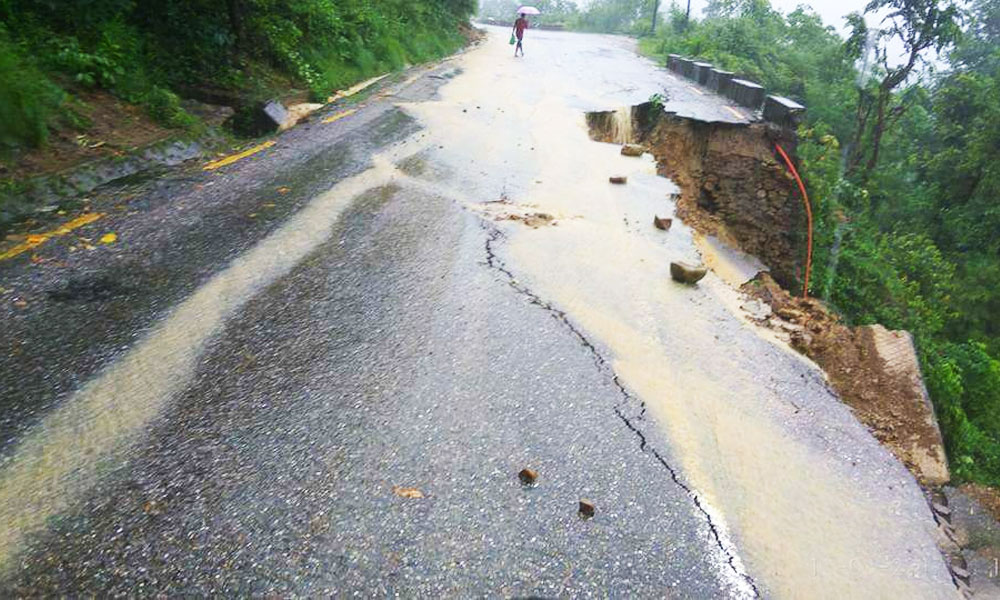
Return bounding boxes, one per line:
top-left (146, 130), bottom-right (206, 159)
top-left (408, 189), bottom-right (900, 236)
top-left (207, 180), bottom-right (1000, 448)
top-left (587, 103), bottom-right (805, 291)
top-left (587, 104), bottom-right (952, 489)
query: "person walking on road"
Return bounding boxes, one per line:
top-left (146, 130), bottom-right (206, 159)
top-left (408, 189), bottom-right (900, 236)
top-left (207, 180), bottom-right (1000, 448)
top-left (513, 13), bottom-right (528, 57)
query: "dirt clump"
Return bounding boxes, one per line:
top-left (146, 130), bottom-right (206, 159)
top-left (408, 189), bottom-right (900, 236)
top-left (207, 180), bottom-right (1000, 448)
top-left (620, 143), bottom-right (644, 157)
top-left (743, 272), bottom-right (950, 486)
top-left (505, 212), bottom-right (555, 228)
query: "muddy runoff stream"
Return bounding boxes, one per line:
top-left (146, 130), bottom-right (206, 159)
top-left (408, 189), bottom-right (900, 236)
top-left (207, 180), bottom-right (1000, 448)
top-left (0, 27), bottom-right (954, 597)
top-left (399, 29), bottom-right (954, 598)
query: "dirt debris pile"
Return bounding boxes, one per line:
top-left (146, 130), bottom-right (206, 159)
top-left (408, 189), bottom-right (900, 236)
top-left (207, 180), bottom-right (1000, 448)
top-left (743, 272), bottom-right (950, 486)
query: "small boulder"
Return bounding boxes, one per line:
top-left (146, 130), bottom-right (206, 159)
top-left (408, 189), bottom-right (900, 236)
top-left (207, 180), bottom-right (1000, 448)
top-left (776, 305), bottom-right (805, 322)
top-left (670, 261), bottom-right (707, 284)
top-left (232, 99), bottom-right (288, 136)
top-left (609, 176), bottom-right (628, 184)
top-left (653, 216), bottom-right (672, 231)
top-left (518, 468), bottom-right (539, 486)
top-left (621, 144), bottom-right (645, 157)
top-left (931, 502), bottom-right (951, 517)
top-left (262, 100), bottom-right (288, 130)
top-left (578, 499), bottom-right (596, 518)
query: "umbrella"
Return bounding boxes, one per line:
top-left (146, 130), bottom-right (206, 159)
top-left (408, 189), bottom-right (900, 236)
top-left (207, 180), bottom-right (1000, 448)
top-left (517, 6), bottom-right (541, 15)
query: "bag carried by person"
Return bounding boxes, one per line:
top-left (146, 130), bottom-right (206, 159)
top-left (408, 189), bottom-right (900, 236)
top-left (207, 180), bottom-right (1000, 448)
top-left (509, 33), bottom-right (517, 45)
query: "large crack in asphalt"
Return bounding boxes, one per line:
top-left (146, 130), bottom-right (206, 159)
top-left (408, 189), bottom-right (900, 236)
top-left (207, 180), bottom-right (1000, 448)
top-left (482, 224), bottom-right (761, 598)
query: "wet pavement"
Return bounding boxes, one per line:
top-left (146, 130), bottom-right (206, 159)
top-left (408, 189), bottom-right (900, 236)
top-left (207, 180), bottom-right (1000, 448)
top-left (0, 26), bottom-right (955, 597)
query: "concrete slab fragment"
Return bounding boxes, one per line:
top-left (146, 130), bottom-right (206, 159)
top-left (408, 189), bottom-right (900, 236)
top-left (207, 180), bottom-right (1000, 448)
top-left (867, 324), bottom-right (951, 486)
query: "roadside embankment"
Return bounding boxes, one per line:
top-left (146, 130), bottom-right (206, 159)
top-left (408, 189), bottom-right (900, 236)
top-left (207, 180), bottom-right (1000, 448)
top-left (587, 102), bottom-right (804, 291)
top-left (587, 102), bottom-right (952, 488)
top-left (743, 271), bottom-right (951, 486)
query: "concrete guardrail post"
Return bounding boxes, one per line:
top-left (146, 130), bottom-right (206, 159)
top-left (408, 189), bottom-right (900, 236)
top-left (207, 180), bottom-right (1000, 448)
top-left (666, 58), bottom-right (805, 119)
top-left (728, 78), bottom-right (766, 109)
top-left (706, 69), bottom-right (735, 95)
top-left (763, 95), bottom-right (806, 129)
top-left (693, 62), bottom-right (713, 86)
top-left (678, 58), bottom-right (695, 79)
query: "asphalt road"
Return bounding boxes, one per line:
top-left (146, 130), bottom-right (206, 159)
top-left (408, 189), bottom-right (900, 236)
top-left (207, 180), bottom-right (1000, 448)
top-left (0, 26), bottom-right (956, 597)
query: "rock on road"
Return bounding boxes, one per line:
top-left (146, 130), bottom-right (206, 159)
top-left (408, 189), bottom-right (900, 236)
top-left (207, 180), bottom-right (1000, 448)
top-left (0, 26), bottom-right (956, 598)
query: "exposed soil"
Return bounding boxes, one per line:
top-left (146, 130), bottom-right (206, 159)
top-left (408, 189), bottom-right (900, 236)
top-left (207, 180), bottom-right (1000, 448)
top-left (459, 22), bottom-right (488, 43)
top-left (587, 102), bottom-right (951, 487)
top-left (742, 272), bottom-right (949, 486)
top-left (587, 103), bottom-right (805, 291)
top-left (502, 212), bottom-right (555, 228)
top-left (1, 88), bottom-right (173, 182)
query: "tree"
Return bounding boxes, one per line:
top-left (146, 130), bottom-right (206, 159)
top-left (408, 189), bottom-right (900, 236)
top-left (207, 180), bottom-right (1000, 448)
top-left (575, 0), bottom-right (646, 33)
top-left (844, 0), bottom-right (962, 185)
top-left (225, 0), bottom-right (246, 51)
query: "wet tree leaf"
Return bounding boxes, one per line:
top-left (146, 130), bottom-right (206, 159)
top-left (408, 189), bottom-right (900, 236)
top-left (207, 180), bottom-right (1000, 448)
top-left (392, 486), bottom-right (424, 499)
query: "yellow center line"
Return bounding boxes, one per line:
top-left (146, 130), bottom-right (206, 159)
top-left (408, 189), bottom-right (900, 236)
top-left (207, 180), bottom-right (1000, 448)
top-left (725, 106), bottom-right (746, 120)
top-left (326, 73), bottom-right (390, 103)
top-left (321, 109), bottom-right (358, 124)
top-left (686, 85), bottom-right (704, 95)
top-left (0, 213), bottom-right (104, 261)
top-left (203, 140), bottom-right (276, 171)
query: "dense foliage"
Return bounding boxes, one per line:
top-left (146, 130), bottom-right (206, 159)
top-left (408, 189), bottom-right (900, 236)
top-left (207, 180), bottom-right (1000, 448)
top-left (0, 0), bottom-right (476, 154)
top-left (638, 0), bottom-right (1000, 484)
top-left (477, 0), bottom-right (655, 33)
top-left (478, 0), bottom-right (580, 27)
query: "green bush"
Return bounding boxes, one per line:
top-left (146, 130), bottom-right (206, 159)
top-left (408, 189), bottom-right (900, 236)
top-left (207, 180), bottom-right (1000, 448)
top-left (0, 0), bottom-right (476, 149)
top-left (926, 341), bottom-right (1000, 484)
top-left (50, 36), bottom-right (124, 88)
top-left (0, 25), bottom-right (64, 156)
top-left (142, 86), bottom-right (196, 129)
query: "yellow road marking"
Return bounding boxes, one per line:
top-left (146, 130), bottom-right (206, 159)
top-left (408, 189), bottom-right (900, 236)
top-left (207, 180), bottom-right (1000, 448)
top-left (725, 106), bottom-right (746, 120)
top-left (203, 140), bottom-right (276, 171)
top-left (327, 74), bottom-right (390, 103)
top-left (686, 85), bottom-right (704, 95)
top-left (322, 109), bottom-right (358, 124)
top-left (0, 213), bottom-right (103, 261)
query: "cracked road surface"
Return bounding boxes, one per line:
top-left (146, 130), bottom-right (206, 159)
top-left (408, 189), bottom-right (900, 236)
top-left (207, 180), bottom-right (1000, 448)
top-left (0, 26), bottom-right (956, 597)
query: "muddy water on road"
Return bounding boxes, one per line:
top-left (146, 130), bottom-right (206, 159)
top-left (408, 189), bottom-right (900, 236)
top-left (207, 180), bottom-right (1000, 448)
top-left (405, 27), bottom-right (954, 599)
top-left (0, 156), bottom-right (413, 571)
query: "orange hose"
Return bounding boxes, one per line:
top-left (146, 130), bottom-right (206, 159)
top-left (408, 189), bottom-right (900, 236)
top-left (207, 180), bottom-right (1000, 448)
top-left (774, 142), bottom-right (813, 299)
